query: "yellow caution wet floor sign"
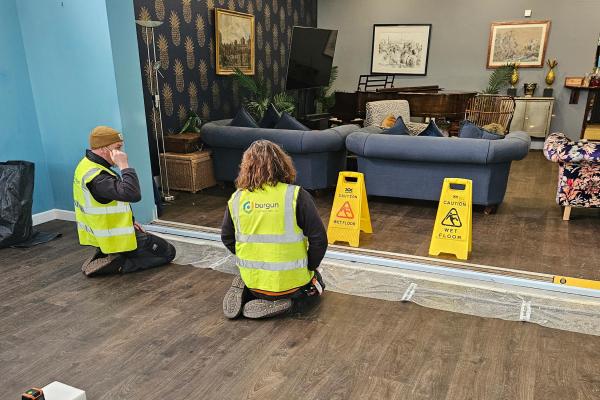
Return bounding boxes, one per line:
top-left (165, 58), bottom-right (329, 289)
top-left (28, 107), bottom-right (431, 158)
top-left (429, 178), bottom-right (472, 260)
top-left (327, 171), bottom-right (372, 247)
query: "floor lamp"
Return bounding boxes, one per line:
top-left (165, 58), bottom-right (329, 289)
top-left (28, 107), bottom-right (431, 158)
top-left (135, 19), bottom-right (174, 202)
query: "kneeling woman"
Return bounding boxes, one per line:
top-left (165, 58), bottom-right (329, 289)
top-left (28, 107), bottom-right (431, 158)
top-left (221, 140), bottom-right (328, 319)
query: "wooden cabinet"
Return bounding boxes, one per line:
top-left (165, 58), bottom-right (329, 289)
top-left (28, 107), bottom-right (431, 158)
top-left (509, 97), bottom-right (554, 138)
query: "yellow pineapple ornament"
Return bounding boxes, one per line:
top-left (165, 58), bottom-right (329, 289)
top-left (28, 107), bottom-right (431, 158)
top-left (546, 59), bottom-right (558, 86)
top-left (510, 62), bottom-right (520, 88)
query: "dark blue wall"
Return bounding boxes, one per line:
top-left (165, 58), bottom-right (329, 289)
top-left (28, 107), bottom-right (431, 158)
top-left (133, 0), bottom-right (318, 173)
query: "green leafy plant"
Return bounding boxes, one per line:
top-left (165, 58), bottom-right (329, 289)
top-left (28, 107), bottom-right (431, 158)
top-left (483, 64), bottom-right (513, 94)
top-left (178, 109), bottom-right (201, 134)
top-left (315, 65), bottom-right (338, 113)
top-left (232, 67), bottom-right (295, 120)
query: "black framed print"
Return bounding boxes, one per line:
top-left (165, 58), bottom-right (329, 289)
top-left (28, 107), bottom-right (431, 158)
top-left (371, 24), bottom-right (432, 75)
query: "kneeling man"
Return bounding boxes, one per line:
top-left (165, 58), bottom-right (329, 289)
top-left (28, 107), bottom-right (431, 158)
top-left (74, 126), bottom-right (175, 276)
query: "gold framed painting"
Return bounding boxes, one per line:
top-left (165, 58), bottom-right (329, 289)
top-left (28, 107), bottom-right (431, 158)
top-left (215, 8), bottom-right (255, 75)
top-left (487, 20), bottom-right (551, 68)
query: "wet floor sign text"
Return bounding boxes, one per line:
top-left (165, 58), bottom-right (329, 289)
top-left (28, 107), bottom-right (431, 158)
top-left (429, 178), bottom-right (472, 260)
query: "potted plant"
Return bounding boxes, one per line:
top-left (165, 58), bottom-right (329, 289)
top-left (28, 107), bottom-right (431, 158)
top-left (315, 65), bottom-right (338, 113)
top-left (232, 67), bottom-right (295, 120)
top-left (164, 109), bottom-right (203, 154)
top-left (483, 64), bottom-right (513, 94)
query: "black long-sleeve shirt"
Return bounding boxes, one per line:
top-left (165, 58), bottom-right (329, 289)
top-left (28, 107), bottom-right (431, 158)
top-left (85, 150), bottom-right (142, 204)
top-left (221, 187), bottom-right (328, 270)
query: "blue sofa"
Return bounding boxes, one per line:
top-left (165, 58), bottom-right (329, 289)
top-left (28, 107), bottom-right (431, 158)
top-left (345, 130), bottom-right (531, 206)
top-left (201, 120), bottom-right (358, 190)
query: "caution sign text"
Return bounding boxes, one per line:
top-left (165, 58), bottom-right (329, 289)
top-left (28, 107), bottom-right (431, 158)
top-left (429, 178), bottom-right (473, 260)
top-left (327, 172), bottom-right (372, 247)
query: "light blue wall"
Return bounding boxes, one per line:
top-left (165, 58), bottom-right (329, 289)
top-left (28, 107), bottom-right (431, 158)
top-left (15, 0), bottom-right (155, 222)
top-left (0, 0), bottom-right (54, 214)
top-left (17, 0), bottom-right (123, 212)
top-left (105, 0), bottom-right (155, 222)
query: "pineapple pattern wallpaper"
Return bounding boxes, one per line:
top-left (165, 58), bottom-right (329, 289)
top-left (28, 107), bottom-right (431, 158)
top-left (134, 0), bottom-right (317, 173)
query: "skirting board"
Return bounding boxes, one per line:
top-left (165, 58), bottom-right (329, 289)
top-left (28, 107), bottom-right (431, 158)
top-left (32, 209), bottom-right (76, 226)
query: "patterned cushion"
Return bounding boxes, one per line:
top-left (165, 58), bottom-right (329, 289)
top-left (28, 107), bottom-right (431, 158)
top-left (405, 121), bottom-right (429, 136)
top-left (365, 100), bottom-right (411, 127)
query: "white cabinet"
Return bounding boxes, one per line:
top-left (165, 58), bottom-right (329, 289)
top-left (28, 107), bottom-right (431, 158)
top-left (509, 97), bottom-right (554, 138)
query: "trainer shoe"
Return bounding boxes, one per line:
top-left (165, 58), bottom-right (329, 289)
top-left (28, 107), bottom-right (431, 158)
top-left (242, 298), bottom-right (292, 319)
top-left (81, 253), bottom-right (122, 276)
top-left (223, 275), bottom-right (246, 319)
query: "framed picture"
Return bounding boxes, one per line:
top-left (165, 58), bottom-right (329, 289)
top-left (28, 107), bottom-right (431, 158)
top-left (487, 20), bottom-right (551, 68)
top-left (215, 8), bottom-right (255, 75)
top-left (371, 24), bottom-right (432, 76)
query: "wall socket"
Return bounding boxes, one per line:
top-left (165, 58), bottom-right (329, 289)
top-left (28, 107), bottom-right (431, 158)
top-left (524, 9), bottom-right (532, 17)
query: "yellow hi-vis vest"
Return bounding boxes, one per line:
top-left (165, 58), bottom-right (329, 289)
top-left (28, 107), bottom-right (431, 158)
top-left (228, 182), bottom-right (313, 293)
top-left (73, 157), bottom-right (137, 254)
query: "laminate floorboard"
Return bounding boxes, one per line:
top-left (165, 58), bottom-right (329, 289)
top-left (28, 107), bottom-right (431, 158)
top-left (160, 151), bottom-right (600, 280)
top-left (2, 221), bottom-right (600, 399)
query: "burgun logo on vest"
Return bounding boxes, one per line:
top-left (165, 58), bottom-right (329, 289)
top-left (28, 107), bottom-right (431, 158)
top-left (242, 201), bottom-right (280, 213)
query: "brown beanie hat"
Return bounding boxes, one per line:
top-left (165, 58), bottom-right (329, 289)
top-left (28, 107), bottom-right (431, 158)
top-left (89, 126), bottom-right (124, 149)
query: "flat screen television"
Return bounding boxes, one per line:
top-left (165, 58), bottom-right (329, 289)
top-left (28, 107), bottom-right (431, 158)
top-left (285, 27), bottom-right (338, 91)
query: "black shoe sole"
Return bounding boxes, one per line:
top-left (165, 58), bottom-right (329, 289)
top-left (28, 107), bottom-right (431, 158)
top-left (223, 275), bottom-right (245, 319)
top-left (243, 299), bottom-right (292, 319)
top-left (81, 254), bottom-right (121, 276)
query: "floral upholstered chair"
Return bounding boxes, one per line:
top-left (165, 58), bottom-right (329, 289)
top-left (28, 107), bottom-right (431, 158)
top-left (543, 132), bottom-right (600, 220)
top-left (364, 100), bottom-right (427, 135)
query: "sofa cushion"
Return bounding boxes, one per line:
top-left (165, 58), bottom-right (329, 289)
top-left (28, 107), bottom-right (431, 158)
top-left (383, 116), bottom-right (409, 136)
top-left (380, 114), bottom-right (396, 129)
top-left (482, 122), bottom-right (506, 134)
top-left (274, 112), bottom-right (310, 131)
top-left (230, 106), bottom-right (259, 128)
top-left (417, 120), bottom-right (444, 137)
top-left (459, 120), bottom-right (503, 140)
top-left (259, 103), bottom-right (281, 128)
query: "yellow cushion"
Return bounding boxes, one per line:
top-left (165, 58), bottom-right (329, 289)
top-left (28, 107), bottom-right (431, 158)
top-left (482, 123), bottom-right (506, 134)
top-left (380, 114), bottom-right (397, 129)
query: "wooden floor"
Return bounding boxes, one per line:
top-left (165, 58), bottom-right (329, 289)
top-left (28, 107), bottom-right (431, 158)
top-left (161, 151), bottom-right (600, 280)
top-left (2, 219), bottom-right (600, 400)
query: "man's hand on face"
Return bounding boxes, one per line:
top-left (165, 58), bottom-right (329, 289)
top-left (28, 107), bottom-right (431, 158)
top-left (110, 148), bottom-right (129, 170)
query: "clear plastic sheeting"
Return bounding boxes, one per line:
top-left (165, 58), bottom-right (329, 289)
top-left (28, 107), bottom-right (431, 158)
top-left (172, 240), bottom-right (237, 274)
top-left (167, 235), bottom-right (600, 337)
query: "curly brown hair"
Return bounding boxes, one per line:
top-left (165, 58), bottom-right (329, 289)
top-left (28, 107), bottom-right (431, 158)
top-left (235, 140), bottom-right (296, 191)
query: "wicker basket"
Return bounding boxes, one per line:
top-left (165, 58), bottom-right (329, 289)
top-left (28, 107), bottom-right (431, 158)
top-left (159, 150), bottom-right (216, 193)
top-left (464, 94), bottom-right (516, 133)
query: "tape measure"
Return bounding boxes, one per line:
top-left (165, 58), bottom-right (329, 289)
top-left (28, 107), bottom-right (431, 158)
top-left (22, 388), bottom-right (45, 400)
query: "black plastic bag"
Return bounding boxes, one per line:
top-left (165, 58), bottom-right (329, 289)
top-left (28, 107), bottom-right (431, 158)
top-left (0, 161), bottom-right (35, 248)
